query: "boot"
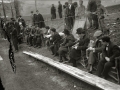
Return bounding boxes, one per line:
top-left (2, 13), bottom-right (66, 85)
top-left (59, 56), bottom-right (63, 62)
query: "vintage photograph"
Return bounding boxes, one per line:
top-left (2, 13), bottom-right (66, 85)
top-left (0, 0), bottom-right (120, 90)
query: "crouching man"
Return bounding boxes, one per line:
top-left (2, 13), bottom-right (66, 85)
top-left (97, 36), bottom-right (120, 79)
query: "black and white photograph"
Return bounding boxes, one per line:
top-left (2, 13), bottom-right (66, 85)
top-left (0, 0), bottom-right (120, 90)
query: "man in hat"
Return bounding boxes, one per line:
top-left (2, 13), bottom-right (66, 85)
top-left (69, 28), bottom-right (90, 67)
top-left (34, 10), bottom-right (45, 28)
top-left (31, 11), bottom-right (35, 25)
top-left (68, 0), bottom-right (75, 30)
top-left (49, 28), bottom-right (61, 56)
top-left (51, 4), bottom-right (56, 20)
top-left (97, 36), bottom-right (120, 79)
top-left (86, 30), bottom-right (104, 73)
top-left (11, 18), bottom-right (20, 35)
top-left (11, 25), bottom-right (19, 52)
top-left (58, 29), bottom-right (75, 62)
top-left (58, 1), bottom-right (63, 18)
top-left (18, 15), bottom-right (26, 28)
top-left (87, 0), bottom-right (98, 30)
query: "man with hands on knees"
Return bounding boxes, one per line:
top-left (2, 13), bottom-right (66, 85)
top-left (86, 30), bottom-right (104, 73)
top-left (97, 36), bottom-right (120, 79)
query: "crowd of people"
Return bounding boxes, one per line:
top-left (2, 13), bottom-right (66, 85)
top-left (0, 0), bottom-right (120, 82)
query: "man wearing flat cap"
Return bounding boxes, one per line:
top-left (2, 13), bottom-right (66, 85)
top-left (69, 28), bottom-right (90, 67)
top-left (49, 28), bottom-right (61, 56)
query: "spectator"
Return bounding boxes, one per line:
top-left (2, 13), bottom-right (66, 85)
top-left (97, 36), bottom-right (120, 79)
top-left (49, 28), bottom-right (61, 56)
top-left (75, 0), bottom-right (85, 19)
top-left (86, 30), bottom-right (104, 73)
top-left (58, 1), bottom-right (63, 18)
top-left (68, 0), bottom-right (75, 30)
top-left (51, 4), bottom-right (56, 20)
top-left (96, 0), bottom-right (108, 33)
top-left (58, 29), bottom-right (75, 62)
top-left (31, 11), bottom-right (35, 26)
top-left (11, 25), bottom-right (19, 52)
top-left (18, 15), bottom-right (26, 28)
top-left (69, 28), bottom-right (90, 67)
top-left (11, 18), bottom-right (20, 35)
top-left (64, 2), bottom-right (71, 30)
top-left (34, 10), bottom-right (45, 28)
top-left (87, 0), bottom-right (98, 30)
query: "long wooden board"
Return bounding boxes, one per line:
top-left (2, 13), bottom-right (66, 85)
top-left (23, 51), bottom-right (120, 90)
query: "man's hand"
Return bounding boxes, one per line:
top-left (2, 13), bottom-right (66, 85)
top-left (105, 57), bottom-right (110, 62)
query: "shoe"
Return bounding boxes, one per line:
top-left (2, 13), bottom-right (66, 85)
top-left (88, 71), bottom-right (93, 74)
top-left (59, 60), bottom-right (63, 62)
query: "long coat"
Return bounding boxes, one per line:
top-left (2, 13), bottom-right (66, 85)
top-left (51, 6), bottom-right (56, 19)
top-left (34, 14), bottom-right (45, 28)
top-left (69, 35), bottom-right (90, 60)
top-left (102, 42), bottom-right (120, 63)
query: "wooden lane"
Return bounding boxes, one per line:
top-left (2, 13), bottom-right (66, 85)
top-left (23, 51), bottom-right (120, 90)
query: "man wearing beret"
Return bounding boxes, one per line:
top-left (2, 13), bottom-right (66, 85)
top-left (97, 36), bottom-right (120, 79)
top-left (69, 28), bottom-right (90, 67)
top-left (86, 30), bottom-right (104, 73)
top-left (49, 28), bottom-right (61, 56)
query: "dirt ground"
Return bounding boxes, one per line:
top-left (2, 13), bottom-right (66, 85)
top-left (0, 39), bottom-right (101, 90)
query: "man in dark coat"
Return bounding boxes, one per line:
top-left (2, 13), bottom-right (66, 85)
top-left (58, 29), bottom-right (75, 62)
top-left (58, 1), bottom-right (62, 18)
top-left (11, 18), bottom-right (20, 35)
top-left (49, 28), bottom-right (61, 56)
top-left (18, 15), bottom-right (26, 28)
top-left (31, 11), bottom-right (35, 25)
top-left (97, 36), bottom-right (120, 79)
top-left (69, 28), bottom-right (90, 67)
top-left (68, 0), bottom-right (75, 30)
top-left (11, 26), bottom-right (18, 52)
top-left (51, 4), bottom-right (56, 20)
top-left (87, 0), bottom-right (98, 30)
top-left (34, 10), bottom-right (45, 28)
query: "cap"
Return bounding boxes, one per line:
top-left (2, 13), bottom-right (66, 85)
top-left (93, 30), bottom-right (102, 37)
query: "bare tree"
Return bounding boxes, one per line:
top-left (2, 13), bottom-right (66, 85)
top-left (14, 0), bottom-right (23, 18)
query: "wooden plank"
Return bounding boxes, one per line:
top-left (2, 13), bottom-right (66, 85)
top-left (23, 51), bottom-right (120, 90)
top-left (0, 56), bottom-right (3, 61)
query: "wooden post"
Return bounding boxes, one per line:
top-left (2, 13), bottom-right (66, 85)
top-left (1, 0), bottom-right (6, 19)
top-left (35, 0), bottom-right (37, 11)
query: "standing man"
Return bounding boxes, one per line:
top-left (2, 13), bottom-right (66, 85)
top-left (58, 1), bottom-right (62, 18)
top-left (87, 0), bottom-right (98, 30)
top-left (68, 0), bottom-right (75, 30)
top-left (11, 25), bottom-right (18, 52)
top-left (51, 4), bottom-right (56, 20)
top-left (31, 11), bottom-right (35, 26)
top-left (11, 18), bottom-right (20, 35)
top-left (75, 0), bottom-right (85, 19)
top-left (34, 10), bottom-right (45, 28)
top-left (18, 15), bottom-right (26, 28)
